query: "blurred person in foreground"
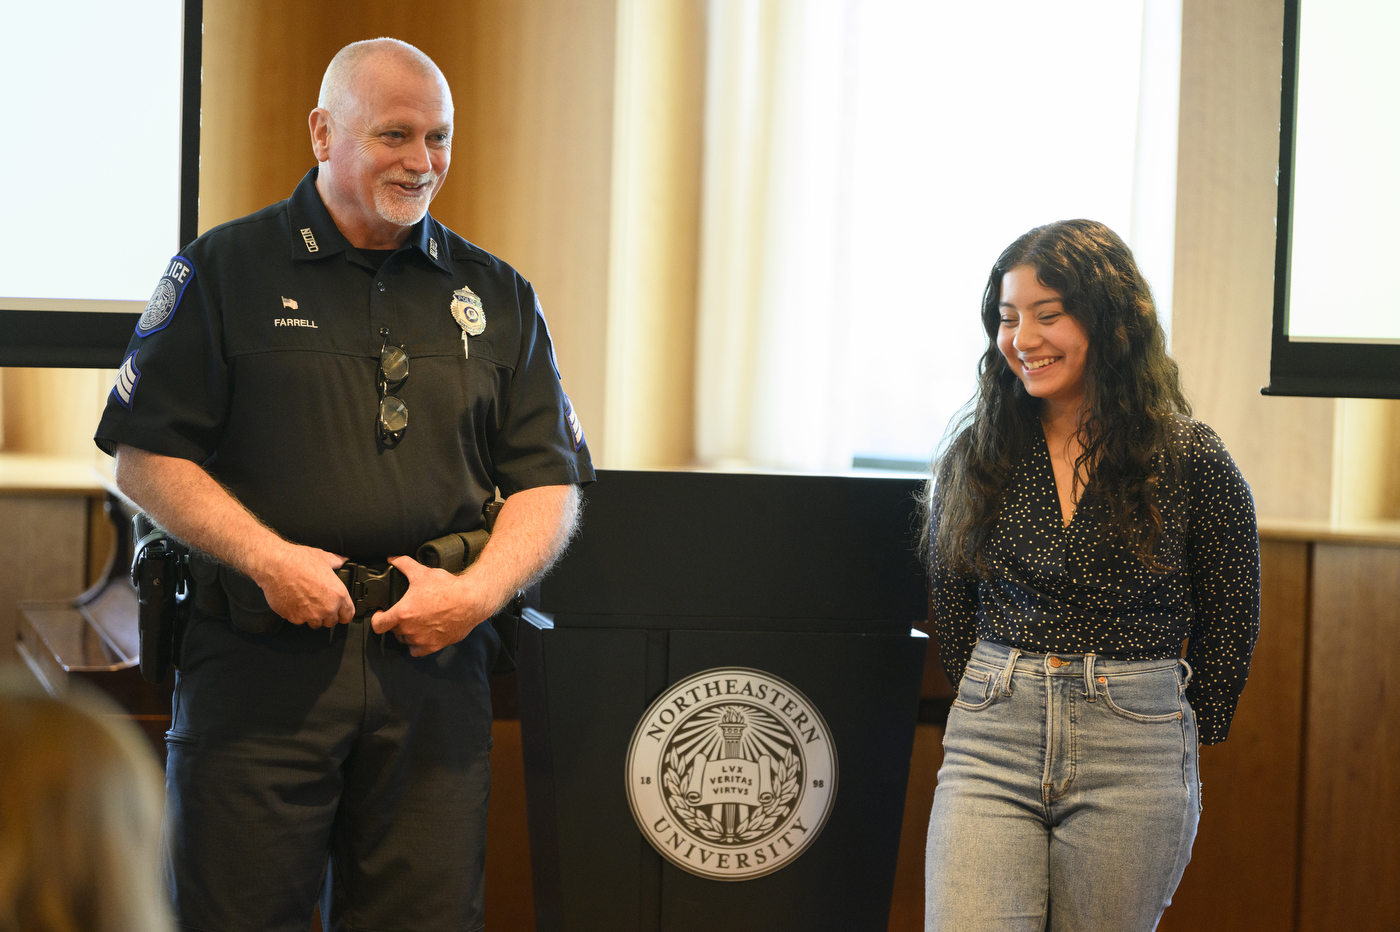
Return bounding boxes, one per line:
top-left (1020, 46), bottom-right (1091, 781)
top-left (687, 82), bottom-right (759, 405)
top-left (0, 676), bottom-right (172, 932)
top-left (922, 219), bottom-right (1260, 931)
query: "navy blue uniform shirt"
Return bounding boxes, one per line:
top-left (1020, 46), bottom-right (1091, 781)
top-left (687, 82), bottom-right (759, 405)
top-left (96, 168), bottom-right (594, 563)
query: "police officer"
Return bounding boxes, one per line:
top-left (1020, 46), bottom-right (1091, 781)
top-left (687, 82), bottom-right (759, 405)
top-left (95, 38), bottom-right (593, 932)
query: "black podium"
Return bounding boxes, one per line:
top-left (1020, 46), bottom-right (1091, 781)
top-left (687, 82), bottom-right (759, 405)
top-left (516, 469), bottom-right (928, 931)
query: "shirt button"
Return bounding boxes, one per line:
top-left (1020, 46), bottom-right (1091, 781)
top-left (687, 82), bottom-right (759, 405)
top-left (377, 282), bottom-right (385, 292)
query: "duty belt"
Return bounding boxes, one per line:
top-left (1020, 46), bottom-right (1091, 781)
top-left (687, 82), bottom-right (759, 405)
top-left (335, 561), bottom-right (410, 618)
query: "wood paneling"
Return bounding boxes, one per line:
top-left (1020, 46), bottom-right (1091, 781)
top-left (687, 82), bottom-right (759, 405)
top-left (1160, 539), bottom-right (1309, 932)
top-left (1299, 544), bottom-right (1400, 931)
top-left (0, 367), bottom-right (115, 466)
top-left (0, 496), bottom-right (90, 665)
top-left (887, 724), bottom-right (943, 932)
top-left (1173, 0), bottom-right (1333, 520)
top-left (448, 0), bottom-right (618, 461)
top-left (486, 719), bottom-right (536, 930)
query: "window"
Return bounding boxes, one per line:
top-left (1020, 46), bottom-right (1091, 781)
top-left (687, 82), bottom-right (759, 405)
top-left (695, 0), bottom-right (1183, 472)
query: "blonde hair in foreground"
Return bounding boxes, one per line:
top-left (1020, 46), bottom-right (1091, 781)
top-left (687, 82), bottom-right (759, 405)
top-left (0, 675), bottom-right (172, 932)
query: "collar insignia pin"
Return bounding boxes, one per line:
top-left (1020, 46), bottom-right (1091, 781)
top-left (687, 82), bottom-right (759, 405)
top-left (428, 238), bottom-right (439, 260)
top-left (450, 286), bottom-right (486, 337)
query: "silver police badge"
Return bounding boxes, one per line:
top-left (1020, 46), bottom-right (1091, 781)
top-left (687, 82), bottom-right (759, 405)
top-left (625, 667), bottom-right (838, 881)
top-left (450, 285), bottom-right (485, 336)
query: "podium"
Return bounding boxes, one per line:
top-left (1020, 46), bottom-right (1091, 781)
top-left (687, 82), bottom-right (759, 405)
top-left (516, 470), bottom-right (928, 931)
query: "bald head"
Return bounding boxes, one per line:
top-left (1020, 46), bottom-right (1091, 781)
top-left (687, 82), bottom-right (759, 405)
top-left (318, 38), bottom-right (453, 120)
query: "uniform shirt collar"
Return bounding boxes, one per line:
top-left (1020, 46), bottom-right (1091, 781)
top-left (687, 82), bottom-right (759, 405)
top-left (287, 168), bottom-right (350, 261)
top-left (286, 167), bottom-right (454, 274)
top-left (406, 212), bottom-right (454, 274)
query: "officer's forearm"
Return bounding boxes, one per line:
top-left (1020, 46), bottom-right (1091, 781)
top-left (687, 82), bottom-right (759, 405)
top-left (113, 444), bottom-right (291, 584)
top-left (460, 484), bottom-right (580, 614)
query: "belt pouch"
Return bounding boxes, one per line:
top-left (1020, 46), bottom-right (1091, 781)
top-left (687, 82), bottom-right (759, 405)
top-left (186, 557), bottom-right (284, 634)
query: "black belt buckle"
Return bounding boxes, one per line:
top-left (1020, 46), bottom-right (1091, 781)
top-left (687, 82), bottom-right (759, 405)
top-left (336, 562), bottom-right (399, 617)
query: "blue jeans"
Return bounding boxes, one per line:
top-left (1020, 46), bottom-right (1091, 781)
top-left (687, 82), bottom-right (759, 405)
top-left (925, 641), bottom-right (1200, 932)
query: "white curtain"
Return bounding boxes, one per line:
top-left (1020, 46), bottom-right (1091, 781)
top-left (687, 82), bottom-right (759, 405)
top-left (695, 0), bottom-right (1183, 472)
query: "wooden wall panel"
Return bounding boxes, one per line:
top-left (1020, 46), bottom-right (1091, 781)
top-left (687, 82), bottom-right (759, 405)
top-left (1172, 0), bottom-right (1333, 520)
top-left (486, 719), bottom-right (535, 930)
top-left (448, 0), bottom-right (617, 461)
top-left (1299, 544), bottom-right (1400, 931)
top-left (887, 724), bottom-right (943, 932)
top-left (0, 367), bottom-right (115, 466)
top-left (1160, 539), bottom-right (1308, 932)
top-left (0, 497), bottom-right (89, 666)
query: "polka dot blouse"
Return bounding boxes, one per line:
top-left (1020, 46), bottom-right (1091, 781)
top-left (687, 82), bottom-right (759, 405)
top-left (930, 416), bottom-right (1261, 745)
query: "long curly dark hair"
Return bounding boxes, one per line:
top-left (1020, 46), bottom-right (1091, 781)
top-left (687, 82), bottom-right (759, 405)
top-left (924, 219), bottom-right (1191, 577)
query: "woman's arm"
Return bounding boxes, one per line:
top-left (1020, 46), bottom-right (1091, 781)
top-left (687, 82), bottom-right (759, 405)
top-left (1182, 423), bottom-right (1262, 745)
top-left (928, 479), bottom-right (981, 689)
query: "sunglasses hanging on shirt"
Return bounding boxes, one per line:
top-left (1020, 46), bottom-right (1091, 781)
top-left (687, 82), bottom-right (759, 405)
top-left (377, 329), bottom-right (409, 446)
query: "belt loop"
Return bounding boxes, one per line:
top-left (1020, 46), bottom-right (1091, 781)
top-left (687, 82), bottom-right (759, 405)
top-left (1083, 653), bottom-right (1098, 701)
top-left (999, 648), bottom-right (1022, 696)
top-left (1178, 658), bottom-right (1193, 693)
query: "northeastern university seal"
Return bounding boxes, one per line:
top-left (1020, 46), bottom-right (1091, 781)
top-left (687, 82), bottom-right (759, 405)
top-left (625, 667), bottom-right (837, 881)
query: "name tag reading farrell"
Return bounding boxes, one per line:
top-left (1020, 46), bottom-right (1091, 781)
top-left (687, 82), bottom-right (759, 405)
top-left (625, 667), bottom-right (837, 881)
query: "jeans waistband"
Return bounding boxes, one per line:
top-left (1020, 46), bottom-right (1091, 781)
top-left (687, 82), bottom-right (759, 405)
top-left (969, 640), bottom-right (1190, 690)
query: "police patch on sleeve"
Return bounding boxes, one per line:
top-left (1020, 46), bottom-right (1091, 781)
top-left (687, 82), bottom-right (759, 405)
top-left (136, 256), bottom-right (194, 337)
top-left (563, 394), bottom-right (584, 451)
top-left (111, 350), bottom-right (141, 408)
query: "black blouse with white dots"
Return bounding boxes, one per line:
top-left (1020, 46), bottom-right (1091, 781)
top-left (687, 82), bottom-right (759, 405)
top-left (930, 416), bottom-right (1261, 745)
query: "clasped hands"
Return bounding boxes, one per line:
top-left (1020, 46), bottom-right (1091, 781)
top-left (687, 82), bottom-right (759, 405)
top-left (256, 543), bottom-right (493, 657)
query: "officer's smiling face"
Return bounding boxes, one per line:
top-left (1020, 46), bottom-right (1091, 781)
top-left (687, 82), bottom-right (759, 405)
top-left (312, 55), bottom-right (453, 248)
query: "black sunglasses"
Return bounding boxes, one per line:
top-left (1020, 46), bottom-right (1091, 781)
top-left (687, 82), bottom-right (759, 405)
top-left (377, 329), bottom-right (409, 445)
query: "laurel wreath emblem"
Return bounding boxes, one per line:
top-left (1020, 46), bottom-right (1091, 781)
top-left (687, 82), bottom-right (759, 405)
top-left (662, 746), bottom-right (801, 843)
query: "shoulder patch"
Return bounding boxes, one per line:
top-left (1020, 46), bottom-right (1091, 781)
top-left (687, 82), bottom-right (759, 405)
top-left (136, 256), bottom-right (194, 337)
top-left (563, 394), bottom-right (584, 451)
top-left (111, 350), bottom-right (141, 408)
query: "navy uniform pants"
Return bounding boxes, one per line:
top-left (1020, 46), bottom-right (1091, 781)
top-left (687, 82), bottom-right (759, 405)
top-left (163, 608), bottom-right (499, 932)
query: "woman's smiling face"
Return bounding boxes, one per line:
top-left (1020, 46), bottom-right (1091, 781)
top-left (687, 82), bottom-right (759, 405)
top-left (995, 264), bottom-right (1089, 414)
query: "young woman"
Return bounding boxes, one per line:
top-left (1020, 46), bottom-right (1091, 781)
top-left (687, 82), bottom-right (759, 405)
top-left (923, 220), bottom-right (1259, 932)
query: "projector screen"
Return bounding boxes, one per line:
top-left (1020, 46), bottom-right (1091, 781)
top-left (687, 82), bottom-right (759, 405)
top-left (0, 0), bottom-right (200, 367)
top-left (1267, 0), bottom-right (1400, 397)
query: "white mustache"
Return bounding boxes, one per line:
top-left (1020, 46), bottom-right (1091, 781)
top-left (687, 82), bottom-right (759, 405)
top-left (383, 172), bottom-right (435, 189)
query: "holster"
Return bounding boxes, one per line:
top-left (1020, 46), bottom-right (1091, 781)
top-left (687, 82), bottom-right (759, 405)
top-left (131, 514), bottom-right (191, 684)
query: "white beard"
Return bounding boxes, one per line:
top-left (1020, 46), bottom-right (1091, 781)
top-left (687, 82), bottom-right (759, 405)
top-left (374, 174), bottom-right (436, 226)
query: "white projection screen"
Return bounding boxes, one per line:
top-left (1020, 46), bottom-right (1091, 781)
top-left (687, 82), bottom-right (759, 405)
top-left (0, 0), bottom-right (200, 366)
top-left (1267, 0), bottom-right (1400, 397)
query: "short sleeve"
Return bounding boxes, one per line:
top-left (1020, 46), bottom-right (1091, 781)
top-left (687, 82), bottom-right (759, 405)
top-left (488, 282), bottom-right (594, 496)
top-left (94, 255), bottom-right (230, 464)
